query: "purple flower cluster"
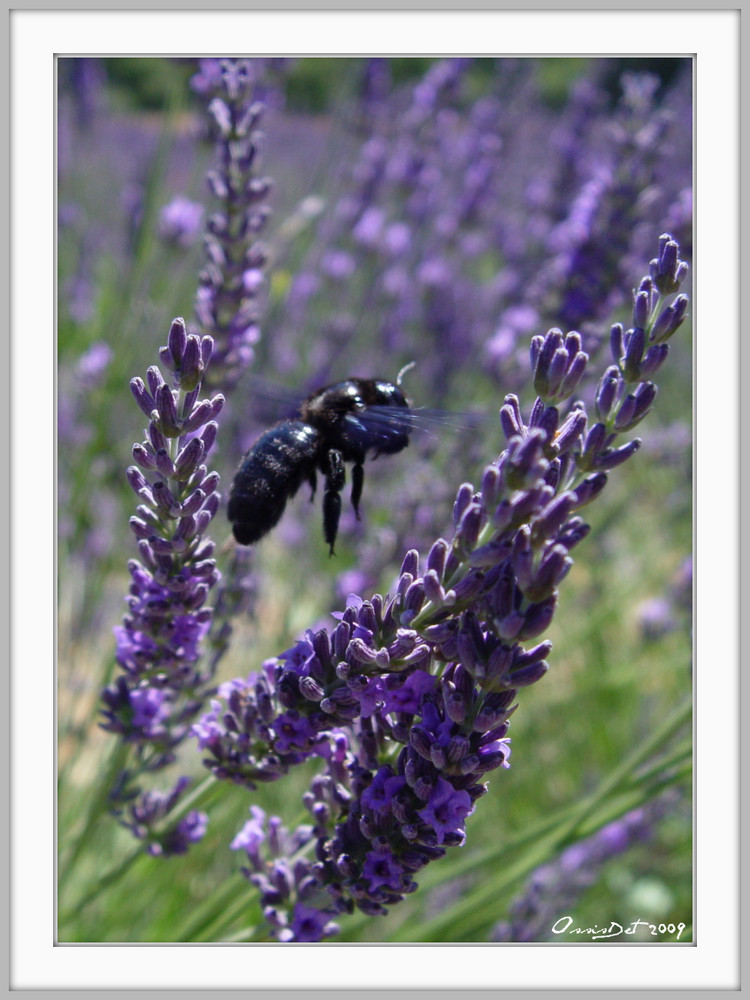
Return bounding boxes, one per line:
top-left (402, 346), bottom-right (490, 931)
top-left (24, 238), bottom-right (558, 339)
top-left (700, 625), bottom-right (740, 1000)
top-left (101, 317), bottom-right (223, 850)
top-left (488, 72), bottom-right (692, 372)
top-left (230, 806), bottom-right (340, 942)
top-left (119, 776), bottom-right (208, 858)
top-left (195, 236), bottom-right (689, 939)
top-left (190, 59), bottom-right (274, 391)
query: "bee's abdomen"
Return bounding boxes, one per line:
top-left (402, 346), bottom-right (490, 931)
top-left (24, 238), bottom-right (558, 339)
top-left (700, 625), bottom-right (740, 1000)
top-left (228, 421), bottom-right (322, 545)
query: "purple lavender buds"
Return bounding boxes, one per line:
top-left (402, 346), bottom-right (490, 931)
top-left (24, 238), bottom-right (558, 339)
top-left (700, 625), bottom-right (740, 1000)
top-left (650, 233), bottom-right (689, 296)
top-left (122, 776), bottom-right (209, 857)
top-left (101, 317), bottom-right (225, 846)
top-left (190, 60), bottom-right (273, 391)
top-left (531, 329), bottom-right (588, 404)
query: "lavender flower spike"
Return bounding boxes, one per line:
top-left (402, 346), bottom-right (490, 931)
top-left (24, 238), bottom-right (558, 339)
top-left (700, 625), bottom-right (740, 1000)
top-left (191, 59), bottom-right (273, 391)
top-left (491, 795), bottom-right (678, 942)
top-left (102, 317), bottom-right (224, 851)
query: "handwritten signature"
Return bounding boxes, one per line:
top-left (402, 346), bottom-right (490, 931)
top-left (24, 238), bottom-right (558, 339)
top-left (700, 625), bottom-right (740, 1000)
top-left (551, 915), bottom-right (687, 941)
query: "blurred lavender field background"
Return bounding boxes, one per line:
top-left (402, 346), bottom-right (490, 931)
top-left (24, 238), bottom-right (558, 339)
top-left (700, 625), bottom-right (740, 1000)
top-left (57, 57), bottom-right (692, 944)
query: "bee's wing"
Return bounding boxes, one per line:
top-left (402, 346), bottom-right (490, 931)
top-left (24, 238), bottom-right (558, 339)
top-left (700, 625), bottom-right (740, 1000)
top-left (360, 404), bottom-right (480, 434)
top-left (403, 407), bottom-right (482, 434)
top-left (341, 404), bottom-right (480, 456)
top-left (241, 374), bottom-right (304, 424)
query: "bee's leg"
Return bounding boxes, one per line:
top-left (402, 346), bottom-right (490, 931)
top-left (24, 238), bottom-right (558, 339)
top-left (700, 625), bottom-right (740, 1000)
top-left (351, 461), bottom-right (364, 520)
top-left (307, 468), bottom-right (317, 502)
top-left (322, 449), bottom-right (345, 555)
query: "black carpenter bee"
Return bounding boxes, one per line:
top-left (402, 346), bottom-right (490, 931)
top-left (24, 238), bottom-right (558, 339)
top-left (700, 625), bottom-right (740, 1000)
top-left (228, 375), bottom-right (416, 554)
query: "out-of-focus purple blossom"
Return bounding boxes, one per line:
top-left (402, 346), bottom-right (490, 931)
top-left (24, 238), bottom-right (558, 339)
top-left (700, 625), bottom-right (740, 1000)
top-left (158, 196), bottom-right (204, 249)
top-left (489, 68), bottom-right (692, 372)
top-left (190, 59), bottom-right (227, 96)
top-left (64, 272), bottom-right (95, 325)
top-left (490, 796), bottom-right (677, 942)
top-left (120, 776), bottom-right (209, 857)
top-left (121, 181), bottom-right (145, 255)
top-left (636, 597), bottom-right (677, 640)
top-left (201, 546), bottom-right (259, 680)
top-left (672, 555), bottom-right (693, 618)
top-left (61, 230), bottom-right (100, 326)
top-left (486, 305), bottom-right (540, 368)
top-left (75, 341), bottom-right (112, 386)
top-left (636, 553), bottom-right (692, 641)
top-left (189, 59), bottom-right (275, 391)
top-left (59, 57), bottom-right (106, 131)
top-left (58, 342), bottom-right (114, 454)
top-left (334, 569), bottom-right (374, 605)
top-left (58, 202), bottom-right (84, 229)
top-left (191, 57), bottom-right (290, 111)
top-left (354, 58), bottom-right (393, 132)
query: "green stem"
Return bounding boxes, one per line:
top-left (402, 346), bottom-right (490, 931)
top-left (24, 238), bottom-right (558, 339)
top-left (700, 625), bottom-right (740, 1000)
top-left (551, 694), bottom-right (691, 846)
top-left (59, 843), bottom-right (145, 928)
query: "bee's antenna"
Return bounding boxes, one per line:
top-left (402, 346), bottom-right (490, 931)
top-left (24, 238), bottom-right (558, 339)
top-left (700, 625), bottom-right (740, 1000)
top-left (396, 361), bottom-right (416, 386)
